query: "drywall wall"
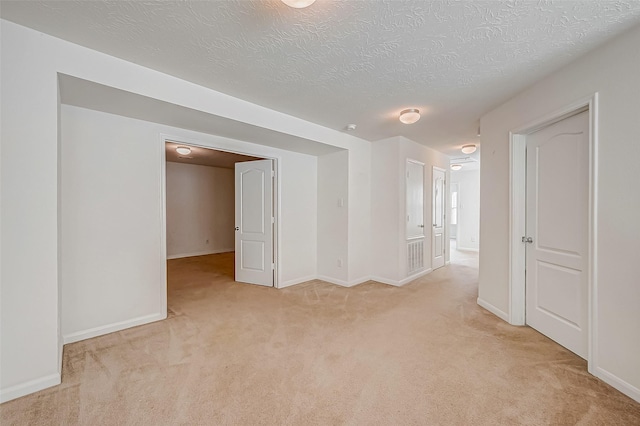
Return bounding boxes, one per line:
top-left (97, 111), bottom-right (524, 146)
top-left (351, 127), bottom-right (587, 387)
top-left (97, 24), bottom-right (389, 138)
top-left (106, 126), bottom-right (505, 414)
top-left (60, 105), bottom-right (165, 342)
top-left (371, 139), bottom-right (401, 282)
top-left (450, 169), bottom-right (480, 251)
top-left (317, 150), bottom-right (349, 284)
top-left (59, 104), bottom-right (318, 343)
top-left (166, 162), bottom-right (234, 258)
top-left (479, 24), bottom-right (640, 401)
top-left (371, 137), bottom-right (450, 284)
top-left (1, 20), bottom-right (351, 401)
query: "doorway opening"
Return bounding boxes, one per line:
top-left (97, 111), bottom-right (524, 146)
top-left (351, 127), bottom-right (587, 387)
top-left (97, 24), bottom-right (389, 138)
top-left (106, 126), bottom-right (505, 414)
top-left (163, 140), bottom-right (277, 316)
top-left (508, 95), bottom-right (597, 369)
top-left (448, 158), bottom-right (480, 267)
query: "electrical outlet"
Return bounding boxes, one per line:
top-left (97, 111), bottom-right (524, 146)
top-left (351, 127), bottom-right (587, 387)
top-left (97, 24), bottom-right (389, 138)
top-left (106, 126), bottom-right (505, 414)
top-left (337, 259), bottom-right (343, 268)
top-left (471, 236), bottom-right (476, 243)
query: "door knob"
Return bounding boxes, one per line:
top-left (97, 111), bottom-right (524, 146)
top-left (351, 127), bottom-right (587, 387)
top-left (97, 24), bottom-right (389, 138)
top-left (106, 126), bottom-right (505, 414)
top-left (235, 227), bottom-right (239, 231)
top-left (521, 236), bottom-right (533, 243)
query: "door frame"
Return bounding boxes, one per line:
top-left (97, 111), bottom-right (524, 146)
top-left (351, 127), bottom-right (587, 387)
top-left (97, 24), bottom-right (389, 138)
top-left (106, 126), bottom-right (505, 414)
top-left (160, 133), bottom-right (281, 308)
top-left (432, 166), bottom-right (447, 269)
top-left (508, 94), bottom-right (598, 370)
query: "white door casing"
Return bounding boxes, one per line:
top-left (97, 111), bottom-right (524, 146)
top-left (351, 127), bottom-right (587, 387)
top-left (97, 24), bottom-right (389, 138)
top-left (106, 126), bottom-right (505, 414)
top-left (406, 160), bottom-right (426, 276)
top-left (525, 110), bottom-right (589, 358)
top-left (235, 159), bottom-right (274, 287)
top-left (406, 160), bottom-right (425, 239)
top-left (432, 167), bottom-right (446, 270)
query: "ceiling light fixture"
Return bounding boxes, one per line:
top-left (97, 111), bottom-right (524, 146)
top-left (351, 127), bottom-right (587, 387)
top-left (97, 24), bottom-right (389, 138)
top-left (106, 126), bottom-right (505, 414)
top-left (450, 164), bottom-right (463, 171)
top-left (399, 109), bottom-right (420, 124)
top-left (281, 0), bottom-right (316, 8)
top-left (346, 124), bottom-right (357, 131)
top-left (176, 146), bottom-right (191, 156)
top-left (461, 144), bottom-right (477, 154)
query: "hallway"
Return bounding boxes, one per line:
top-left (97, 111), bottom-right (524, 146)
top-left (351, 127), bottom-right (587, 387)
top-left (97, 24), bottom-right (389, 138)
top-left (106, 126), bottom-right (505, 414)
top-left (2, 254), bottom-right (639, 424)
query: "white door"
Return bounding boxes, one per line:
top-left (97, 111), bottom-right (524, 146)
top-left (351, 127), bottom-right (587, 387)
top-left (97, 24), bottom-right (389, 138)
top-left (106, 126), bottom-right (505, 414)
top-left (406, 160), bottom-right (425, 239)
top-left (235, 159), bottom-right (274, 287)
top-left (432, 167), bottom-right (446, 269)
top-left (525, 110), bottom-right (588, 358)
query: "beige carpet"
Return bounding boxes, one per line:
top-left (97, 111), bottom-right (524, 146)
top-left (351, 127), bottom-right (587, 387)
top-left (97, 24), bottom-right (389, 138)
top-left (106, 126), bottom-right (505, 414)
top-left (2, 251), bottom-right (639, 425)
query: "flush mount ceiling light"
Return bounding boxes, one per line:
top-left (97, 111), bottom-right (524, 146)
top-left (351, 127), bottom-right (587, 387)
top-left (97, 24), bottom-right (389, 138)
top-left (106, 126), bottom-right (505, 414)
top-left (461, 144), bottom-right (477, 154)
top-left (281, 0), bottom-right (316, 8)
top-left (175, 146), bottom-right (191, 156)
top-left (399, 109), bottom-right (420, 124)
top-left (450, 164), bottom-right (463, 171)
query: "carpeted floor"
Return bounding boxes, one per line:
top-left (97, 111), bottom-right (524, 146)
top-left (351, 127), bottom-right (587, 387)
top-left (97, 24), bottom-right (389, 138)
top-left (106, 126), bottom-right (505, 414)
top-left (2, 250), bottom-right (639, 425)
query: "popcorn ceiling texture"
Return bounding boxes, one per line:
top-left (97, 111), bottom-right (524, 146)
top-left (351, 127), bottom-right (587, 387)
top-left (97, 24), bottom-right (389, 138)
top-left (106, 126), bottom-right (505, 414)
top-left (2, 1), bottom-right (640, 152)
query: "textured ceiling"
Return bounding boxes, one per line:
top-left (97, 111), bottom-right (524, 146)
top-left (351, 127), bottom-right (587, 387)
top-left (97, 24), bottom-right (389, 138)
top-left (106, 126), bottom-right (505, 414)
top-left (3, 1), bottom-right (640, 155)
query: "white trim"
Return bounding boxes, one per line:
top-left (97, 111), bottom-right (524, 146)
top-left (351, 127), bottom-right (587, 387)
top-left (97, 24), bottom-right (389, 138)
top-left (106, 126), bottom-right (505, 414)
top-left (315, 275), bottom-right (372, 288)
top-left (371, 268), bottom-right (432, 287)
top-left (508, 132), bottom-right (527, 326)
top-left (279, 275), bottom-right (317, 288)
top-left (62, 312), bottom-right (165, 344)
top-left (508, 93), bottom-right (598, 372)
top-left (0, 373), bottom-right (61, 403)
top-left (432, 166), bottom-right (447, 270)
top-left (159, 137), bottom-right (168, 320)
top-left (348, 276), bottom-right (371, 286)
top-left (593, 367), bottom-right (640, 403)
top-left (477, 297), bottom-right (509, 322)
top-left (317, 275), bottom-right (354, 287)
top-left (167, 248), bottom-right (234, 260)
top-left (455, 247), bottom-right (479, 253)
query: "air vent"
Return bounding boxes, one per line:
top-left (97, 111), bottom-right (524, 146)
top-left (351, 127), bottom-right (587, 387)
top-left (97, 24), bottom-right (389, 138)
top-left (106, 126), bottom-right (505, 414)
top-left (407, 240), bottom-right (424, 275)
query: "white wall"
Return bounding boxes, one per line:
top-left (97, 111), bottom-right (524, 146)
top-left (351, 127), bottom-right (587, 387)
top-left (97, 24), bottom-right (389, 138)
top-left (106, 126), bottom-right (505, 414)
top-left (317, 150), bottom-right (349, 284)
top-left (479, 24), bottom-right (640, 401)
top-left (60, 105), bottom-right (165, 342)
top-left (58, 104), bottom-right (319, 343)
top-left (1, 19), bottom-right (342, 401)
top-left (371, 137), bottom-right (450, 284)
top-left (450, 169), bottom-right (480, 251)
top-left (166, 162), bottom-right (234, 259)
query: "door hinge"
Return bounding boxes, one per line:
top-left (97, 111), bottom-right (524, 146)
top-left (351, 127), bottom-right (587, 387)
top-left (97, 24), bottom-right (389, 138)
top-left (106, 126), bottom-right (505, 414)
top-left (272, 263), bottom-right (275, 270)
top-left (272, 217), bottom-right (275, 224)
top-left (271, 170), bottom-right (275, 177)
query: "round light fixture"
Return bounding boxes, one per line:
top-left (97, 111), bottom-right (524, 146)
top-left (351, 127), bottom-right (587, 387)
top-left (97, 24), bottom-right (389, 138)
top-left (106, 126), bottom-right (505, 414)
top-left (175, 146), bottom-right (191, 156)
top-left (399, 109), bottom-right (420, 124)
top-left (281, 0), bottom-right (316, 8)
top-left (346, 124), bottom-right (357, 131)
top-left (450, 164), bottom-right (463, 171)
top-left (461, 144), bottom-right (477, 154)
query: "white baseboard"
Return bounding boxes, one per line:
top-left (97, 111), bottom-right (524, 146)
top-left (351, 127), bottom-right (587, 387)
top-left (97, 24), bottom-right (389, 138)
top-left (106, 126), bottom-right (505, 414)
top-left (0, 372), bottom-right (61, 403)
top-left (63, 312), bottom-right (166, 344)
top-left (348, 276), bottom-right (371, 286)
top-left (317, 275), bottom-right (354, 287)
top-left (593, 366), bottom-right (640, 403)
top-left (371, 268), bottom-right (432, 287)
top-left (477, 297), bottom-right (509, 322)
top-left (456, 246), bottom-right (479, 252)
top-left (278, 275), bottom-right (317, 289)
top-left (167, 248), bottom-right (233, 260)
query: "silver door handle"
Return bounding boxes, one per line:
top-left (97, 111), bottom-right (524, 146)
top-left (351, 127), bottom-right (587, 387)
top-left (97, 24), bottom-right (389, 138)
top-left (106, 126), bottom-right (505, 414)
top-left (522, 236), bottom-right (533, 243)
top-left (235, 227), bottom-right (239, 231)
top-left (419, 225), bottom-right (424, 228)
